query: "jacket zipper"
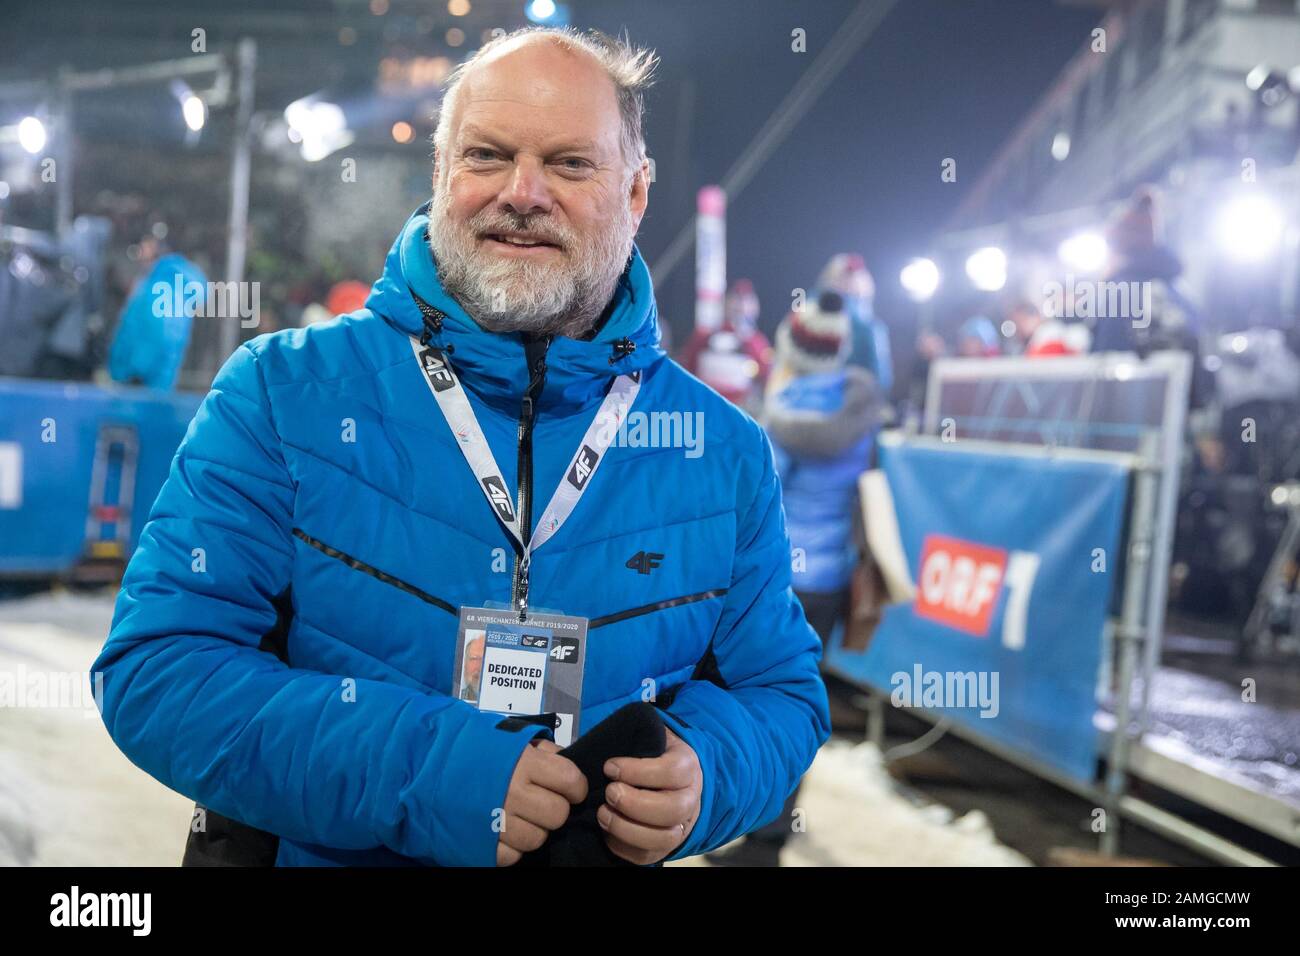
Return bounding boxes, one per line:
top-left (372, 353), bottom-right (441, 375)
top-left (293, 528), bottom-right (457, 616)
top-left (511, 335), bottom-right (552, 619)
top-left (589, 588), bottom-right (729, 630)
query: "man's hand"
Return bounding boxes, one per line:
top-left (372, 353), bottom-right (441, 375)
top-left (598, 728), bottom-right (702, 865)
top-left (497, 739), bottom-right (588, 866)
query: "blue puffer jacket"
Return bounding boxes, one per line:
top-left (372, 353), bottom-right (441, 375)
top-left (94, 206), bottom-right (831, 867)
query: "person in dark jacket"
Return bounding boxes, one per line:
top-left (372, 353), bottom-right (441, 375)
top-left (708, 290), bottom-right (880, 866)
top-left (93, 26), bottom-right (829, 868)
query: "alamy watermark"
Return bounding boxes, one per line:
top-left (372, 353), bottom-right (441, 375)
top-left (890, 665), bottom-right (1000, 718)
top-left (595, 407), bottom-right (705, 459)
top-left (1043, 275), bottom-right (1151, 328)
top-left (152, 275), bottom-right (261, 328)
top-left (0, 665), bottom-right (103, 717)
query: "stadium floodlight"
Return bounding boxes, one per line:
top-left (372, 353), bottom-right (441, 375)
top-left (17, 116), bottom-right (46, 154)
top-left (525, 0), bottom-right (568, 24)
top-left (285, 97), bottom-right (353, 162)
top-left (965, 246), bottom-right (1007, 292)
top-left (527, 0), bottom-right (556, 20)
top-left (1058, 231), bottom-right (1108, 274)
top-left (900, 257), bottom-right (940, 302)
top-left (171, 80), bottom-right (207, 133)
top-left (1050, 131), bottom-right (1070, 161)
top-left (181, 93), bottom-right (206, 132)
top-left (1215, 194), bottom-right (1285, 263)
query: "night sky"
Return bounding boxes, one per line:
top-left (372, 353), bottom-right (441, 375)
top-left (574, 0), bottom-right (1103, 342)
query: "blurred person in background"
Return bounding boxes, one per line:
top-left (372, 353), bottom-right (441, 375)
top-left (106, 233), bottom-right (206, 390)
top-left (817, 253), bottom-right (893, 396)
top-left (1092, 186), bottom-right (1192, 353)
top-left (678, 278), bottom-right (773, 412)
top-left (956, 314), bottom-right (1002, 358)
top-left (900, 326), bottom-right (949, 424)
top-left (1003, 300), bottom-right (1042, 355)
top-left (709, 290), bottom-right (881, 866)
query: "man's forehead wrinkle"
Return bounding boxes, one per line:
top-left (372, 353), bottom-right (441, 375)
top-left (454, 93), bottom-right (620, 158)
top-left (458, 112), bottom-right (612, 155)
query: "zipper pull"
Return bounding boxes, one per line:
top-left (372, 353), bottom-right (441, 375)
top-left (518, 395), bottom-right (533, 441)
top-left (517, 553), bottom-right (531, 621)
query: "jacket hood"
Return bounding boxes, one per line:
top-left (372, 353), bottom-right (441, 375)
top-left (366, 204), bottom-right (664, 413)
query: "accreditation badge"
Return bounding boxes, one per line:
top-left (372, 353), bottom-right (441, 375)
top-left (452, 606), bottom-right (588, 746)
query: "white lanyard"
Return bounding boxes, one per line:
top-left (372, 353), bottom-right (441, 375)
top-left (409, 337), bottom-right (640, 605)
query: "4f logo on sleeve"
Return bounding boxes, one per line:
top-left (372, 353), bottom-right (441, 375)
top-left (420, 348), bottom-right (456, 392)
top-left (567, 445), bottom-right (599, 490)
top-left (550, 636), bottom-right (579, 663)
top-left (481, 476), bottom-right (516, 523)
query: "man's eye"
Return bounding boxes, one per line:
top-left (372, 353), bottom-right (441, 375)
top-left (467, 148), bottom-right (498, 162)
top-left (557, 158), bottom-right (592, 172)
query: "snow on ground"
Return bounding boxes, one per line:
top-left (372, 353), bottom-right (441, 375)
top-left (777, 740), bottom-right (1030, 866)
top-left (0, 590), bottom-right (192, 866)
top-left (671, 739), bottom-right (1031, 867)
top-left (1, 590), bottom-right (1029, 867)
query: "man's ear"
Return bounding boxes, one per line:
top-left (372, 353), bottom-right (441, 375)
top-left (628, 159), bottom-right (651, 229)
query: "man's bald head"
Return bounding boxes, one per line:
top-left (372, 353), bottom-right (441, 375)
top-left (433, 28), bottom-right (657, 184)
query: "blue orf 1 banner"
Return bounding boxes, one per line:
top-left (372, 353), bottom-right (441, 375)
top-left (828, 439), bottom-right (1132, 783)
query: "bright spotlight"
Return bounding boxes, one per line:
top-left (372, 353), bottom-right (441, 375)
top-left (899, 257), bottom-right (940, 302)
top-left (1058, 232), bottom-right (1108, 273)
top-left (1050, 131), bottom-right (1070, 161)
top-left (1215, 194), bottom-right (1285, 263)
top-left (965, 246), bottom-right (1007, 292)
top-left (525, 0), bottom-right (567, 23)
top-left (527, 0), bottom-right (557, 20)
top-left (285, 97), bottom-right (352, 162)
top-left (181, 93), bottom-right (206, 132)
top-left (17, 116), bottom-right (46, 154)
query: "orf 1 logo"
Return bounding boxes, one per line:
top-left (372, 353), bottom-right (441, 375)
top-left (913, 534), bottom-right (1039, 648)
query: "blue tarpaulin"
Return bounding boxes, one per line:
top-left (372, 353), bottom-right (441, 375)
top-left (829, 439), bottom-right (1131, 783)
top-left (0, 378), bottom-right (201, 576)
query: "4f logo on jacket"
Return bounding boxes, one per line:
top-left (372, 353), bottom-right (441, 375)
top-left (420, 348), bottom-right (456, 392)
top-left (626, 550), bottom-right (664, 575)
top-left (567, 445), bottom-right (598, 490)
top-left (482, 476), bottom-right (516, 523)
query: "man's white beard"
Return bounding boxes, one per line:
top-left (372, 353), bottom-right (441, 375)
top-left (426, 184), bottom-right (635, 339)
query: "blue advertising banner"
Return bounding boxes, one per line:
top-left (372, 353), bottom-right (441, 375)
top-left (828, 438), bottom-right (1132, 783)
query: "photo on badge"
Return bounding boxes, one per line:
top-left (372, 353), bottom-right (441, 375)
top-left (458, 628), bottom-right (486, 704)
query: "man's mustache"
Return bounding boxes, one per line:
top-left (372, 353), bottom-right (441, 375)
top-left (469, 213), bottom-right (572, 252)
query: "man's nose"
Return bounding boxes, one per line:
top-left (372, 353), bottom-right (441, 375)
top-left (500, 157), bottom-right (552, 217)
